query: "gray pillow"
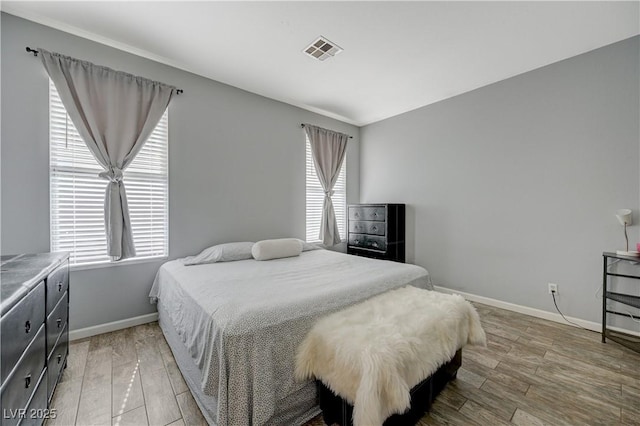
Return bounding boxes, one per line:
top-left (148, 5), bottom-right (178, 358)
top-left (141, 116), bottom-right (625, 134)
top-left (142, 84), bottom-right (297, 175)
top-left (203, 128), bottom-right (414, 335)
top-left (183, 242), bottom-right (255, 265)
top-left (299, 239), bottom-right (323, 251)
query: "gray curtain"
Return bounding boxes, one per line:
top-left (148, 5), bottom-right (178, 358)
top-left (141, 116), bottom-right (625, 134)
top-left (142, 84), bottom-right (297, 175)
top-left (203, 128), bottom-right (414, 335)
top-left (304, 124), bottom-right (349, 246)
top-left (40, 49), bottom-right (175, 260)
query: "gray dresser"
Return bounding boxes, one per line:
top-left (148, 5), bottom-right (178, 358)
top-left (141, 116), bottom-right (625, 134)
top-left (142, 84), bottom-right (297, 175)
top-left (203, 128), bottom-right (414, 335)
top-left (1, 253), bottom-right (69, 426)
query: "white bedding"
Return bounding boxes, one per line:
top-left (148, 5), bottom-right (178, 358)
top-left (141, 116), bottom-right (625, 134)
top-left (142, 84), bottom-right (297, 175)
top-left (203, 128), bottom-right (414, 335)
top-left (149, 249), bottom-right (432, 425)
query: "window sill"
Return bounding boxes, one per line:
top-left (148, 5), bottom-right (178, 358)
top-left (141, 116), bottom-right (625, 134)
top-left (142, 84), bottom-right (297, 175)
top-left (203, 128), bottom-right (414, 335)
top-left (70, 255), bottom-right (168, 272)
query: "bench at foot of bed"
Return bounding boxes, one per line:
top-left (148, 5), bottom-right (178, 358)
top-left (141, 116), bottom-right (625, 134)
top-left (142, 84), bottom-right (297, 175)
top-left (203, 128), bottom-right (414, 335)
top-left (295, 286), bottom-right (486, 426)
top-left (316, 349), bottom-right (462, 426)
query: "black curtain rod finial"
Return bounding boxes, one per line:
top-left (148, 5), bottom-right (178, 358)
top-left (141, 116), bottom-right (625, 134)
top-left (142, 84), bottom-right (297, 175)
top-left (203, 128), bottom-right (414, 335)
top-left (176, 89), bottom-right (183, 95)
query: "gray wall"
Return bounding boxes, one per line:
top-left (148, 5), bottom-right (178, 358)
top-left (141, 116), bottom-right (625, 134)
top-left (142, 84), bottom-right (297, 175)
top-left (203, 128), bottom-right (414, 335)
top-left (361, 36), bottom-right (640, 331)
top-left (1, 13), bottom-right (360, 330)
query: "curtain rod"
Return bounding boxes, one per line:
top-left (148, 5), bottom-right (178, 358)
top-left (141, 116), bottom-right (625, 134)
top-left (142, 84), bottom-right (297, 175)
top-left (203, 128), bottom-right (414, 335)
top-left (26, 47), bottom-right (184, 94)
top-left (300, 123), bottom-right (353, 139)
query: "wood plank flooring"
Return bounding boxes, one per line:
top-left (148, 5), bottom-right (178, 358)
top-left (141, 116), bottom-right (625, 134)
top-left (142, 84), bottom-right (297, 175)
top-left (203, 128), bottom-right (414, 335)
top-left (421, 303), bottom-right (640, 426)
top-left (47, 323), bottom-right (206, 426)
top-left (49, 303), bottom-right (640, 425)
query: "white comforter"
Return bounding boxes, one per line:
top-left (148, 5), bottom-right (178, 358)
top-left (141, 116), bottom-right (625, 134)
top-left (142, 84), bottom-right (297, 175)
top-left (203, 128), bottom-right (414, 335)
top-left (149, 249), bottom-right (432, 426)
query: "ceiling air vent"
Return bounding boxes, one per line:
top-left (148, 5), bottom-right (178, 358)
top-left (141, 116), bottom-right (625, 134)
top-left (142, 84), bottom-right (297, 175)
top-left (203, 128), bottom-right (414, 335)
top-left (303, 36), bottom-right (343, 61)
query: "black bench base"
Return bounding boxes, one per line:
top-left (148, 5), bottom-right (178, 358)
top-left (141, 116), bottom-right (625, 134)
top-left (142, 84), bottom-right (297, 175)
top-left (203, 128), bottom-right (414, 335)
top-left (317, 349), bottom-right (462, 426)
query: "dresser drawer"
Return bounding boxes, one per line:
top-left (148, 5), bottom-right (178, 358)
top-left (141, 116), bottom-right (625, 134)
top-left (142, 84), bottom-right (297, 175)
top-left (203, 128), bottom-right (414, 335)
top-left (47, 323), bottom-right (68, 402)
top-left (0, 325), bottom-right (45, 426)
top-left (1, 282), bottom-right (45, 383)
top-left (348, 233), bottom-right (366, 248)
top-left (19, 369), bottom-right (47, 426)
top-left (349, 221), bottom-right (385, 236)
top-left (362, 235), bottom-right (387, 251)
top-left (46, 293), bottom-right (68, 359)
top-left (46, 263), bottom-right (68, 315)
top-left (348, 234), bottom-right (387, 252)
top-left (349, 206), bottom-right (386, 222)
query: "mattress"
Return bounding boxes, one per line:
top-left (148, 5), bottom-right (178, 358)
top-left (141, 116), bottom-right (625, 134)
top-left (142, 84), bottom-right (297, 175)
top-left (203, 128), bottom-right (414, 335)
top-left (149, 249), bottom-right (432, 425)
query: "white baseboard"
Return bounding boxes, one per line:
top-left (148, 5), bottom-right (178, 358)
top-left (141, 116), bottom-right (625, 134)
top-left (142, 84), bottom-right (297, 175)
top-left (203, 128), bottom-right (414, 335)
top-left (434, 286), bottom-right (640, 338)
top-left (69, 289), bottom-right (640, 342)
top-left (70, 312), bottom-right (158, 341)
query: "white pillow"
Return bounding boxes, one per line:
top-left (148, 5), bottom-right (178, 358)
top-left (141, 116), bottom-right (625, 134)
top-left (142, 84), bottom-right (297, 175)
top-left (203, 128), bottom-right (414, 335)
top-left (183, 242), bottom-right (255, 265)
top-left (252, 238), bottom-right (303, 261)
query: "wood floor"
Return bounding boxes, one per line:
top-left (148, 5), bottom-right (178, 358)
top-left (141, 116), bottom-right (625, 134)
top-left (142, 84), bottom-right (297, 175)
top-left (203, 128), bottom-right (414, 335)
top-left (49, 303), bottom-right (640, 425)
top-left (47, 323), bottom-right (206, 426)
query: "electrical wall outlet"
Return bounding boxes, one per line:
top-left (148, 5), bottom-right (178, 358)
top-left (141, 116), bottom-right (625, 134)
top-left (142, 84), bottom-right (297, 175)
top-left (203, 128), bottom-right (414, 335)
top-left (548, 283), bottom-right (558, 294)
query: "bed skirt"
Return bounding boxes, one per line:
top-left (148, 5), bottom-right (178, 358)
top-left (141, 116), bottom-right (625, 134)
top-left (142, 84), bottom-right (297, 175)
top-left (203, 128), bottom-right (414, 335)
top-left (316, 349), bottom-right (462, 426)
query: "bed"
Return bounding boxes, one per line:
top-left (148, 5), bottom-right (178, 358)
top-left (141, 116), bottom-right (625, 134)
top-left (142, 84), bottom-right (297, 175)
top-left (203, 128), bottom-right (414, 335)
top-left (149, 248), bottom-right (433, 426)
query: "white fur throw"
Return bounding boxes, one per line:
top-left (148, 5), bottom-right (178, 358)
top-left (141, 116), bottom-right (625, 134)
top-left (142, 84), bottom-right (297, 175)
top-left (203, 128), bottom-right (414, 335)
top-left (295, 286), bottom-right (486, 426)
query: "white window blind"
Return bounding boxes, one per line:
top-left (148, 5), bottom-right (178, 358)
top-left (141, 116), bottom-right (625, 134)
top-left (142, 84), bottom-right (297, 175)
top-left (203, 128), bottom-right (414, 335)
top-left (305, 137), bottom-right (346, 242)
top-left (49, 80), bottom-right (169, 266)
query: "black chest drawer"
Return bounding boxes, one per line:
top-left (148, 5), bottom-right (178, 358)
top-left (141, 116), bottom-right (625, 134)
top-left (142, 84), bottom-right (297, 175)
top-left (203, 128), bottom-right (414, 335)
top-left (0, 324), bottom-right (46, 426)
top-left (347, 204), bottom-right (405, 263)
top-left (348, 206), bottom-right (386, 222)
top-left (46, 265), bottom-right (68, 315)
top-left (1, 282), bottom-right (45, 383)
top-left (349, 221), bottom-right (385, 236)
top-left (348, 234), bottom-right (388, 251)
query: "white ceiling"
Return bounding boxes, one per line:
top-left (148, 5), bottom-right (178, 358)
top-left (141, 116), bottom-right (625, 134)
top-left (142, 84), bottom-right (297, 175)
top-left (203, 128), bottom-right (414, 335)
top-left (3, 1), bottom-right (639, 126)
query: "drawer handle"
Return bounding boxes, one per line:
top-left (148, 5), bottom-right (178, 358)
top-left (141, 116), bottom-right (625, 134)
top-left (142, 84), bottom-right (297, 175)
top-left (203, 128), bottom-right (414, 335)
top-left (371, 242), bottom-right (379, 248)
top-left (25, 320), bottom-right (31, 334)
top-left (354, 212), bottom-right (359, 217)
top-left (25, 374), bottom-right (31, 389)
top-left (57, 354), bottom-right (62, 364)
top-left (57, 282), bottom-right (63, 292)
top-left (57, 318), bottom-right (62, 329)
top-left (371, 226), bottom-right (378, 232)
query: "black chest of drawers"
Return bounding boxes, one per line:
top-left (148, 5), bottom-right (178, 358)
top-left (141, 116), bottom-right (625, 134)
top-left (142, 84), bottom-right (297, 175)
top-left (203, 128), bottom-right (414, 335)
top-left (347, 204), bottom-right (405, 263)
top-left (1, 253), bottom-right (69, 426)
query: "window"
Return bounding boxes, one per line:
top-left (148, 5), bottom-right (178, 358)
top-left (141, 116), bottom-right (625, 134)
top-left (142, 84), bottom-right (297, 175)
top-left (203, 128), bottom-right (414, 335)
top-left (49, 80), bottom-right (168, 266)
top-left (305, 137), bottom-right (346, 242)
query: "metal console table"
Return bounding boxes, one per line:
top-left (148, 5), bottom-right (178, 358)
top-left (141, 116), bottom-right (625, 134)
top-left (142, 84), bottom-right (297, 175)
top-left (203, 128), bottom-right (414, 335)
top-left (602, 252), bottom-right (640, 353)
